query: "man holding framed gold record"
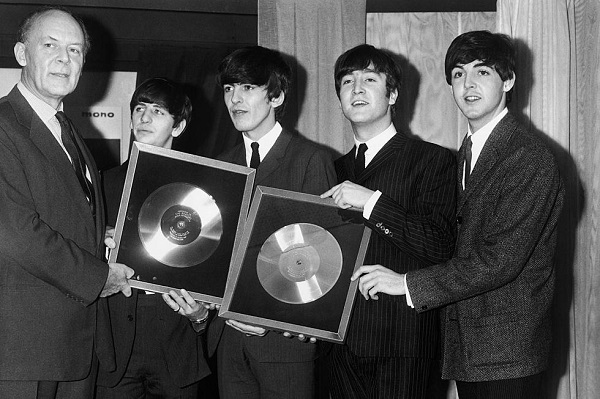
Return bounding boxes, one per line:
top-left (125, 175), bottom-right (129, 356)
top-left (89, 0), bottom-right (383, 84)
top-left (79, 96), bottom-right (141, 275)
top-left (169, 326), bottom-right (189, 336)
top-left (96, 77), bottom-right (212, 398)
top-left (322, 44), bottom-right (457, 399)
top-left (207, 46), bottom-right (336, 399)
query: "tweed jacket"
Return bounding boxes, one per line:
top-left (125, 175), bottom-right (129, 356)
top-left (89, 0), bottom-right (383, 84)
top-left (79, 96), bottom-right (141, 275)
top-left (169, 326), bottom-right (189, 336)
top-left (407, 112), bottom-right (565, 381)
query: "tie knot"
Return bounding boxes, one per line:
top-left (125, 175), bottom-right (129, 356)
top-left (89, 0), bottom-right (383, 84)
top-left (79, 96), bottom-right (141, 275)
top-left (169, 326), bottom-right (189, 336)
top-left (250, 141), bottom-right (260, 169)
top-left (354, 143), bottom-right (368, 178)
top-left (357, 143), bottom-right (368, 156)
top-left (55, 111), bottom-right (68, 126)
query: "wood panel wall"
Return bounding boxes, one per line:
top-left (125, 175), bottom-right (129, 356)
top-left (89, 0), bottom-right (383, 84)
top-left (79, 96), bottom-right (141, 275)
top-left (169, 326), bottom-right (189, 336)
top-left (367, 12), bottom-right (495, 151)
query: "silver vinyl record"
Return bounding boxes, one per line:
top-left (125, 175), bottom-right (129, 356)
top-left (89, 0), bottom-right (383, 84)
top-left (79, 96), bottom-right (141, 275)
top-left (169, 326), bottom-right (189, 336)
top-left (138, 182), bottom-right (223, 268)
top-left (256, 223), bottom-right (343, 304)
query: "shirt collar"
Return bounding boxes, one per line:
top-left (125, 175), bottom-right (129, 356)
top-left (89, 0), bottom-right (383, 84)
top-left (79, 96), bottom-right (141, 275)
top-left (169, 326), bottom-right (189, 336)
top-left (17, 81), bottom-right (62, 124)
top-left (354, 123), bottom-right (396, 166)
top-left (242, 121), bottom-right (283, 166)
top-left (467, 108), bottom-right (508, 171)
top-left (468, 107), bottom-right (508, 144)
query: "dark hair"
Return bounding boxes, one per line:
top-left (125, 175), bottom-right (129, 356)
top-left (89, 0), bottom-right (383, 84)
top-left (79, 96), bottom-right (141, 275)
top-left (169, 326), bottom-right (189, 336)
top-left (130, 77), bottom-right (192, 130)
top-left (17, 6), bottom-right (91, 58)
top-left (334, 44), bottom-right (402, 112)
top-left (444, 30), bottom-right (515, 85)
top-left (217, 46), bottom-right (292, 120)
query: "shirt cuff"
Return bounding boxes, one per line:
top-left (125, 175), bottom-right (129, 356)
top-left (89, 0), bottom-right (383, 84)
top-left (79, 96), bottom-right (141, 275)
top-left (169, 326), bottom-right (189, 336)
top-left (405, 274), bottom-right (414, 308)
top-left (363, 190), bottom-right (382, 220)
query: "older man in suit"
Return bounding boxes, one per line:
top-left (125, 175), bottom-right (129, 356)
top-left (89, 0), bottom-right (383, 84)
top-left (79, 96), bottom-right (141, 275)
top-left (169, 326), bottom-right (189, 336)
top-left (322, 44), bottom-right (456, 399)
top-left (0, 7), bottom-right (133, 399)
top-left (353, 31), bottom-right (564, 399)
top-left (207, 46), bottom-right (336, 399)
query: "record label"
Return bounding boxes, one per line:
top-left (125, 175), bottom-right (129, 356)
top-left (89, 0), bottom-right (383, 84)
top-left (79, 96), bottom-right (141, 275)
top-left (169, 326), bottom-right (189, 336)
top-left (138, 182), bottom-right (223, 268)
top-left (256, 223), bottom-right (342, 304)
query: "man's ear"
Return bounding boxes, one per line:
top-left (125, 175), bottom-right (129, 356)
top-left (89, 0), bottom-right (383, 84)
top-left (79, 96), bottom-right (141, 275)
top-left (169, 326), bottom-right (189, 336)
top-left (270, 92), bottom-right (285, 109)
top-left (503, 73), bottom-right (516, 92)
top-left (172, 120), bottom-right (187, 138)
top-left (388, 88), bottom-right (398, 106)
top-left (14, 42), bottom-right (27, 67)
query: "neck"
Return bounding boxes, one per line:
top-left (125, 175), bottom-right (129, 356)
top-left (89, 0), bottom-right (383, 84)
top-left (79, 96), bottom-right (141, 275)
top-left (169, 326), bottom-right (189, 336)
top-left (352, 118), bottom-right (392, 142)
top-left (244, 120), bottom-right (277, 141)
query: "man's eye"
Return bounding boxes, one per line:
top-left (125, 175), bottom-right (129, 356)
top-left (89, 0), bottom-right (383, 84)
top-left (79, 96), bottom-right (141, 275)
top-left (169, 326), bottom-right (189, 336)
top-left (243, 85), bottom-right (254, 91)
top-left (452, 71), bottom-right (463, 79)
top-left (223, 86), bottom-right (233, 92)
top-left (342, 79), bottom-right (353, 85)
top-left (154, 109), bottom-right (164, 115)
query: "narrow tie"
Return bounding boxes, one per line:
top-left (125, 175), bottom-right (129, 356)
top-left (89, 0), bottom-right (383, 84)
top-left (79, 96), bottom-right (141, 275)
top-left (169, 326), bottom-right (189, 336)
top-left (354, 143), bottom-right (368, 177)
top-left (464, 134), bottom-right (473, 189)
top-left (55, 111), bottom-right (95, 213)
top-left (250, 141), bottom-right (260, 169)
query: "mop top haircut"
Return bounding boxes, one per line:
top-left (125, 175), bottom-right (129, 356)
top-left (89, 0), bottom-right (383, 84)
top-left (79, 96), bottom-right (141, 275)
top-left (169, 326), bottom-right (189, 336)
top-left (444, 30), bottom-right (516, 85)
top-left (130, 77), bottom-right (192, 131)
top-left (17, 6), bottom-right (91, 58)
top-left (334, 44), bottom-right (402, 117)
top-left (217, 45), bottom-right (292, 120)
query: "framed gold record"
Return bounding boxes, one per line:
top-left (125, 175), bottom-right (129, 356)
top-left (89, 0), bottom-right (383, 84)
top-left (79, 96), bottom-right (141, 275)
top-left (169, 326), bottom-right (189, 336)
top-left (109, 142), bottom-right (255, 304)
top-left (219, 186), bottom-right (370, 343)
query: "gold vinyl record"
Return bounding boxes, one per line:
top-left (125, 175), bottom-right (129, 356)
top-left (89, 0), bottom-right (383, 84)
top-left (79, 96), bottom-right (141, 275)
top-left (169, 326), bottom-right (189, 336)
top-left (138, 183), bottom-right (223, 268)
top-left (257, 223), bottom-right (343, 304)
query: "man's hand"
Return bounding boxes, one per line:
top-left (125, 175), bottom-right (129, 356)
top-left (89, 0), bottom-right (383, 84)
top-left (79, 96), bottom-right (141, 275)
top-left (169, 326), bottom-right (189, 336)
top-left (101, 263), bottom-right (134, 297)
top-left (351, 265), bottom-right (406, 300)
top-left (226, 319), bottom-right (267, 337)
top-left (321, 180), bottom-right (374, 210)
top-left (104, 226), bottom-right (115, 248)
top-left (282, 331), bottom-right (317, 344)
top-left (162, 289), bottom-right (212, 322)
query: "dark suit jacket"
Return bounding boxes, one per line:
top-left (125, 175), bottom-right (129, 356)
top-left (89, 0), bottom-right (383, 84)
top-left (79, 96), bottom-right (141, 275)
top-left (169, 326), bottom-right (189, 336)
top-left (207, 128), bottom-right (336, 362)
top-left (407, 113), bottom-right (564, 381)
top-left (96, 162), bottom-right (211, 388)
top-left (336, 131), bottom-right (456, 359)
top-left (0, 86), bottom-right (109, 380)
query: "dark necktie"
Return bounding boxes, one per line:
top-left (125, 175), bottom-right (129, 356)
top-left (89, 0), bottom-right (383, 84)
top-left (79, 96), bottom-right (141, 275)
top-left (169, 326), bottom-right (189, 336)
top-left (464, 135), bottom-right (473, 189)
top-left (250, 141), bottom-right (260, 169)
top-left (354, 143), bottom-right (368, 177)
top-left (55, 111), bottom-right (95, 213)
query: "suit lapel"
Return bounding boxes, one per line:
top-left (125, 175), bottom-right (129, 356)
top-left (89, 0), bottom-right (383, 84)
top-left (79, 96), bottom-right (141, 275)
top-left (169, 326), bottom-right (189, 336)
top-left (9, 88), bottom-right (96, 228)
top-left (254, 129), bottom-right (293, 186)
top-left (458, 113), bottom-right (519, 213)
top-left (355, 132), bottom-right (406, 184)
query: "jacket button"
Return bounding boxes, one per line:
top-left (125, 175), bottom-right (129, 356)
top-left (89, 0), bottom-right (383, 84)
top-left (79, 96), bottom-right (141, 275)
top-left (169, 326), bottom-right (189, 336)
top-left (457, 216), bottom-right (463, 225)
top-left (421, 305), bottom-right (428, 311)
top-left (127, 315), bottom-right (134, 321)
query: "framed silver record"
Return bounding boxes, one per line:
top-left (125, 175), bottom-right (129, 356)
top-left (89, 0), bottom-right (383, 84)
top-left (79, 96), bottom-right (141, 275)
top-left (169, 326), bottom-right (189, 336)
top-left (109, 142), bottom-right (255, 304)
top-left (219, 186), bottom-right (371, 343)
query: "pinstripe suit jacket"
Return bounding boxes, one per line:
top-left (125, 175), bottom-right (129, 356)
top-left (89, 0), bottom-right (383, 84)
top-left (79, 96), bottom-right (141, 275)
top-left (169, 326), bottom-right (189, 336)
top-left (337, 130), bottom-right (456, 358)
top-left (406, 113), bottom-right (564, 381)
top-left (207, 128), bottom-right (337, 362)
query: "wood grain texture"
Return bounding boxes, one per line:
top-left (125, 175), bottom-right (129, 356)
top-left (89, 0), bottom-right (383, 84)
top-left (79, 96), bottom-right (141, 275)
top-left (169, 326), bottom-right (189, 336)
top-left (367, 12), bottom-right (495, 152)
top-left (572, 0), bottom-right (600, 398)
